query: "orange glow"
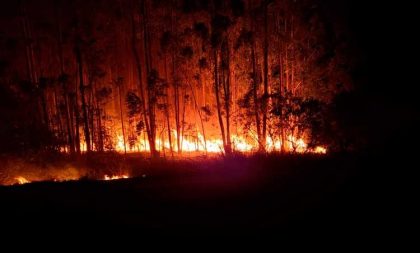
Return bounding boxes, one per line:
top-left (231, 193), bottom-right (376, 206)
top-left (313, 146), bottom-right (327, 154)
top-left (79, 130), bottom-right (326, 154)
top-left (109, 131), bottom-right (324, 154)
top-left (15, 176), bottom-right (30, 185)
top-left (103, 175), bottom-right (129, 180)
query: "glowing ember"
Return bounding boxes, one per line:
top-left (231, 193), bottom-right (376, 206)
top-left (103, 175), bottom-right (129, 181)
top-left (15, 176), bottom-right (30, 185)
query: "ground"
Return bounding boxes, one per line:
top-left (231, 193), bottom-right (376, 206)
top-left (0, 153), bottom-right (380, 238)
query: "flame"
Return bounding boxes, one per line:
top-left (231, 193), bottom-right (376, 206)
top-left (313, 146), bottom-right (327, 154)
top-left (6, 175), bottom-right (130, 186)
top-left (111, 132), bottom-right (324, 154)
top-left (78, 129), bottom-right (326, 154)
top-left (103, 175), bottom-right (129, 180)
top-left (15, 176), bottom-right (30, 185)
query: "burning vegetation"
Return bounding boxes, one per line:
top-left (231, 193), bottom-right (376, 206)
top-left (0, 152), bottom-right (133, 185)
top-left (0, 0), bottom-right (355, 158)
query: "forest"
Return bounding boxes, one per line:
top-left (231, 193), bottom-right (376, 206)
top-left (0, 0), bottom-right (357, 156)
top-left (2, 0), bottom-right (413, 238)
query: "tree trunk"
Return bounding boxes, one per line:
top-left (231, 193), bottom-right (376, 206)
top-left (164, 55), bottom-right (174, 156)
top-left (222, 41), bottom-right (232, 154)
top-left (131, 13), bottom-right (153, 156)
top-left (72, 94), bottom-right (81, 154)
top-left (117, 81), bottom-right (127, 154)
top-left (213, 49), bottom-right (226, 152)
top-left (188, 81), bottom-right (207, 154)
top-left (170, 7), bottom-right (182, 154)
top-left (262, 1), bottom-right (269, 152)
top-left (142, 0), bottom-right (158, 157)
top-left (277, 15), bottom-right (286, 153)
top-left (55, 4), bottom-right (75, 153)
top-left (250, 21), bottom-right (262, 151)
top-left (75, 42), bottom-right (91, 152)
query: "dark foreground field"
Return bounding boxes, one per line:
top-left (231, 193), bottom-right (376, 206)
top-left (0, 153), bottom-right (383, 238)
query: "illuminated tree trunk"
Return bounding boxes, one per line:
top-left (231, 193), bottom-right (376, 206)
top-left (249, 2), bottom-right (262, 151)
top-left (141, 0), bottom-right (158, 157)
top-left (88, 84), bottom-right (94, 150)
top-left (55, 4), bottom-right (75, 153)
top-left (173, 57), bottom-right (181, 153)
top-left (72, 94), bottom-right (81, 154)
top-left (213, 49), bottom-right (227, 153)
top-left (221, 40), bottom-right (232, 154)
top-left (75, 41), bottom-right (91, 152)
top-left (277, 14), bottom-right (286, 153)
top-left (262, 0), bottom-right (269, 152)
top-left (164, 55), bottom-right (174, 156)
top-left (189, 81), bottom-right (207, 154)
top-left (279, 45), bottom-right (286, 153)
top-left (53, 88), bottom-right (64, 147)
top-left (170, 6), bottom-right (182, 154)
top-left (131, 13), bottom-right (153, 157)
top-left (117, 80), bottom-right (127, 154)
top-left (251, 44), bottom-right (262, 150)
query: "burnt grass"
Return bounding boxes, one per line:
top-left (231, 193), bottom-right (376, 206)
top-left (0, 152), bottom-right (382, 238)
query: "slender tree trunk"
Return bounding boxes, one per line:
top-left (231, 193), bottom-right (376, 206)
top-left (251, 35), bottom-right (262, 150)
top-left (117, 81), bottom-right (127, 154)
top-left (170, 6), bottom-right (182, 154)
top-left (213, 49), bottom-right (226, 152)
top-left (222, 41), bottom-right (232, 154)
top-left (64, 94), bottom-right (75, 153)
top-left (277, 15), bottom-right (286, 153)
top-left (55, 4), bottom-right (75, 153)
top-left (53, 89), bottom-right (64, 145)
top-left (75, 42), bottom-right (91, 152)
top-left (141, 0), bottom-right (158, 157)
top-left (131, 13), bottom-right (153, 156)
top-left (262, 1), bottom-right (269, 152)
top-left (164, 55), bottom-right (174, 157)
top-left (280, 48), bottom-right (286, 153)
top-left (89, 80), bottom-right (102, 152)
top-left (180, 88), bottom-right (187, 151)
top-left (72, 94), bottom-right (81, 154)
top-left (188, 81), bottom-right (207, 154)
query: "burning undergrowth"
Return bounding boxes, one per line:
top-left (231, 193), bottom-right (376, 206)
top-left (0, 151), bottom-right (330, 186)
top-left (0, 152), bottom-right (135, 186)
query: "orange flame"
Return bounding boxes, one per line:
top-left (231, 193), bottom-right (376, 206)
top-left (103, 175), bottom-right (129, 180)
top-left (15, 176), bottom-right (30, 185)
top-left (78, 129), bottom-right (326, 154)
top-left (111, 132), bottom-right (325, 154)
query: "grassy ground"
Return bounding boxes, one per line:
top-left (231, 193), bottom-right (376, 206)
top-left (0, 152), bottom-right (381, 237)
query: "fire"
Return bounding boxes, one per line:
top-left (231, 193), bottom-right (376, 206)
top-left (15, 176), bottom-right (30, 185)
top-left (313, 146), bottom-right (327, 154)
top-left (5, 175), bottom-right (130, 186)
top-left (77, 128), bottom-right (326, 154)
top-left (103, 175), bottom-right (129, 180)
top-left (110, 131), bottom-right (325, 154)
